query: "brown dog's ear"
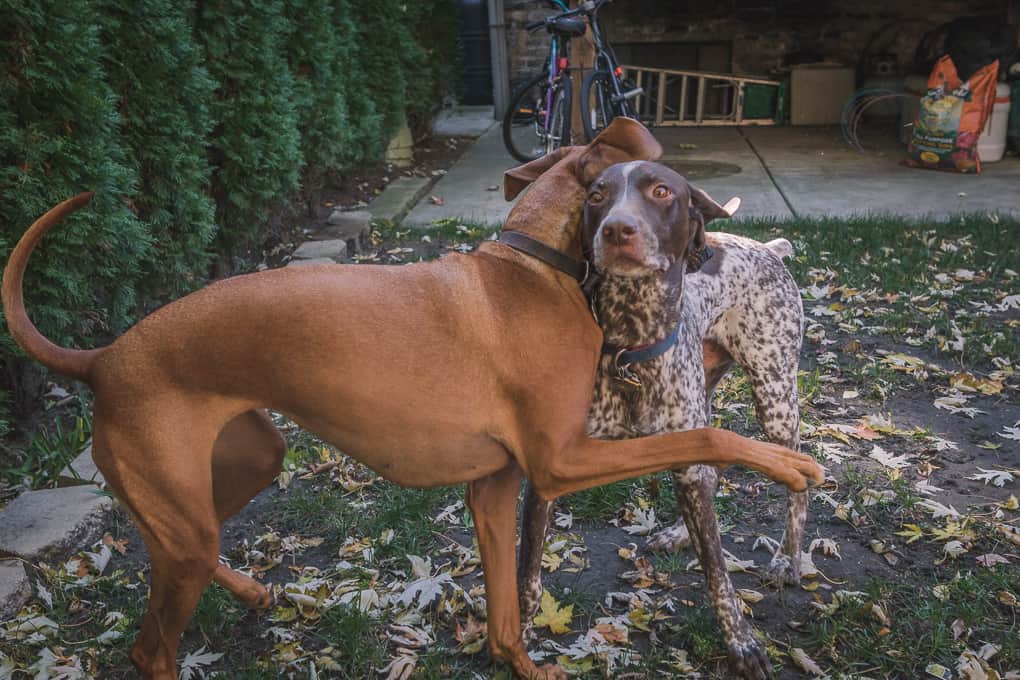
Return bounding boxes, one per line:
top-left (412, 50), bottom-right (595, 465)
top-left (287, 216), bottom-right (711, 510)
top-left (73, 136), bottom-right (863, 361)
top-left (576, 117), bottom-right (662, 184)
top-left (504, 147), bottom-right (573, 200)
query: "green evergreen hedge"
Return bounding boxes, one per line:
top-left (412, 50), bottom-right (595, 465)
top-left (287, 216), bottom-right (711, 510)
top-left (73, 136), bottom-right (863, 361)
top-left (0, 0), bottom-right (459, 427)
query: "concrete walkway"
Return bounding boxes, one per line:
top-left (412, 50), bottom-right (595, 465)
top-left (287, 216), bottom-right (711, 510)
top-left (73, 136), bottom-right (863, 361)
top-left (404, 122), bottom-right (1020, 226)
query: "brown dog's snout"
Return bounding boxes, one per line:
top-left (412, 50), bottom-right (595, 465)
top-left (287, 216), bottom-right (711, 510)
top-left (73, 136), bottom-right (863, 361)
top-left (600, 218), bottom-right (638, 245)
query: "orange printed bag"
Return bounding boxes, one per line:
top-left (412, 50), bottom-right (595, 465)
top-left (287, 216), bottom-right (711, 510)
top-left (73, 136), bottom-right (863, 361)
top-left (906, 55), bottom-right (999, 173)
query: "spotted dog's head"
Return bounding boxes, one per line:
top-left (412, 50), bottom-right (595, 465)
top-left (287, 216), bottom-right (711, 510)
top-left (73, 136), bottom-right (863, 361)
top-left (582, 162), bottom-right (739, 279)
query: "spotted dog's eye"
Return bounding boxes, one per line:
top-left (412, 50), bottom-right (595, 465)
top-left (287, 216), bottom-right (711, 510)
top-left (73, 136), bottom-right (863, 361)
top-left (588, 191), bottom-right (604, 204)
top-left (652, 185), bottom-right (671, 199)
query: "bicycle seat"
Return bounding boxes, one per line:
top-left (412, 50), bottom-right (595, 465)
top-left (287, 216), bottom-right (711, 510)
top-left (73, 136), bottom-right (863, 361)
top-left (546, 16), bottom-right (586, 37)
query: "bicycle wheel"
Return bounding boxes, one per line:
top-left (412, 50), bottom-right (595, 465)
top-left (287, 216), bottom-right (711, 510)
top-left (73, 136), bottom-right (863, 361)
top-left (581, 69), bottom-right (616, 141)
top-left (503, 73), bottom-right (551, 163)
top-left (545, 72), bottom-right (572, 155)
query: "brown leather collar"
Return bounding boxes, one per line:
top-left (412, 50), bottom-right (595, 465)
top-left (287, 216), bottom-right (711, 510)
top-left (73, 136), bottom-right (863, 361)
top-left (498, 231), bottom-right (590, 285)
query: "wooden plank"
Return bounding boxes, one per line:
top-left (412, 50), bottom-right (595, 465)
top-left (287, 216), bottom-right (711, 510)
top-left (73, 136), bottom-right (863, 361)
top-left (695, 77), bottom-right (706, 124)
top-left (655, 71), bottom-right (666, 125)
top-left (679, 75), bottom-right (688, 123)
top-left (633, 69), bottom-right (644, 118)
top-left (618, 65), bottom-right (781, 87)
top-left (655, 118), bottom-right (776, 127)
top-left (735, 81), bottom-right (744, 124)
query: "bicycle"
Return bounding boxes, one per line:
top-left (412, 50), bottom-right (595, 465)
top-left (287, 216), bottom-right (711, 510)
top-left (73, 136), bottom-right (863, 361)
top-left (502, 0), bottom-right (584, 163)
top-left (576, 0), bottom-right (642, 141)
top-left (502, 0), bottom-right (642, 162)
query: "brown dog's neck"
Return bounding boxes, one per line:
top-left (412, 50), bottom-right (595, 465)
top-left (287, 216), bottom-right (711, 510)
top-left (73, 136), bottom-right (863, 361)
top-left (597, 272), bottom-right (682, 347)
top-left (501, 168), bottom-right (587, 261)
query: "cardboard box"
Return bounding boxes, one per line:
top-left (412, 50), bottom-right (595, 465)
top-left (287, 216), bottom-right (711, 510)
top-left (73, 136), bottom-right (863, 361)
top-left (790, 63), bottom-right (855, 125)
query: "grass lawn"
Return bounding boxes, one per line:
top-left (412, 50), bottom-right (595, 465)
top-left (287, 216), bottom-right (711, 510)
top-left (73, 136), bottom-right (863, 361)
top-left (1, 214), bottom-right (1018, 679)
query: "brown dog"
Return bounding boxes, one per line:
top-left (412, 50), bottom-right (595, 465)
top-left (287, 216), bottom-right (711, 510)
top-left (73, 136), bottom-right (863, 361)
top-left (2, 118), bottom-right (822, 680)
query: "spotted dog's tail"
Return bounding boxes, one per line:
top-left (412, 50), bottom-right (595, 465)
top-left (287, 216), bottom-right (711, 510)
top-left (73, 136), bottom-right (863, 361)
top-left (764, 238), bottom-right (794, 260)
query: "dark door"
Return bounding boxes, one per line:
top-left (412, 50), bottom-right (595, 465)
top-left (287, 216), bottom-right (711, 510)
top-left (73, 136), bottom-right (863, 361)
top-left (458, 0), bottom-right (493, 105)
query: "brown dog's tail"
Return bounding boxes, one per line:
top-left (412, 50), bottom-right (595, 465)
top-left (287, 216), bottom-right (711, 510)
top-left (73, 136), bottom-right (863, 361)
top-left (2, 193), bottom-right (104, 383)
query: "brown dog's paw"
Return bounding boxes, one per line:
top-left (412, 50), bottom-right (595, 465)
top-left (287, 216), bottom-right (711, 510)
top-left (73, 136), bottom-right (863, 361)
top-left (531, 663), bottom-right (568, 680)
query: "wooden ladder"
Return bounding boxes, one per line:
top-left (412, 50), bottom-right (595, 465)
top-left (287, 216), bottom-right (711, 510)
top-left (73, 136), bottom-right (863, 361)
top-left (621, 65), bottom-right (781, 127)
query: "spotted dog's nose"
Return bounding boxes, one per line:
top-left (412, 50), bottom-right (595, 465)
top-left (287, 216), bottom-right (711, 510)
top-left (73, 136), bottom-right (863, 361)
top-left (601, 217), bottom-right (638, 246)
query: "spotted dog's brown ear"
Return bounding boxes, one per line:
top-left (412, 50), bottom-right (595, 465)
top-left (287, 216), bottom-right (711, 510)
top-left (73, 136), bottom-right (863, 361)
top-left (503, 147), bottom-right (575, 200)
top-left (576, 117), bottom-right (661, 185)
top-left (685, 186), bottom-right (738, 273)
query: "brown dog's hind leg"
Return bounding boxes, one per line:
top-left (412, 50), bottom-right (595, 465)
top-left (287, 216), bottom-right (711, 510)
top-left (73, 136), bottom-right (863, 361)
top-left (92, 421), bottom-right (222, 680)
top-left (209, 410), bottom-right (286, 609)
top-left (467, 464), bottom-right (566, 680)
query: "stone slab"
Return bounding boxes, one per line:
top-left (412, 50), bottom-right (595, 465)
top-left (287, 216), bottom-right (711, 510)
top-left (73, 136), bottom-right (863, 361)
top-left (0, 486), bottom-right (113, 562)
top-left (0, 560), bottom-right (31, 618)
top-left (742, 125), bottom-right (1020, 218)
top-left (367, 176), bottom-right (432, 223)
top-left (291, 239), bottom-right (348, 262)
top-left (285, 257), bottom-right (335, 268)
top-left (57, 443), bottom-right (103, 487)
top-left (653, 127), bottom-right (793, 220)
top-left (323, 209), bottom-right (372, 254)
top-left (431, 106), bottom-right (497, 138)
top-left (404, 125), bottom-right (518, 227)
top-left (326, 209), bottom-right (372, 232)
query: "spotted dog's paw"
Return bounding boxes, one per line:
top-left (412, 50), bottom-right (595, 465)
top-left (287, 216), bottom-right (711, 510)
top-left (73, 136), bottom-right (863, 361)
top-left (762, 552), bottom-right (800, 587)
top-left (727, 635), bottom-right (774, 680)
top-left (646, 522), bottom-right (692, 553)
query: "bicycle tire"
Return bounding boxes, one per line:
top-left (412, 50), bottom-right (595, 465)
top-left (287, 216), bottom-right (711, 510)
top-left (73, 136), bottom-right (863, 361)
top-left (581, 69), bottom-right (617, 141)
top-left (546, 71), bottom-right (572, 155)
top-left (503, 73), bottom-right (552, 163)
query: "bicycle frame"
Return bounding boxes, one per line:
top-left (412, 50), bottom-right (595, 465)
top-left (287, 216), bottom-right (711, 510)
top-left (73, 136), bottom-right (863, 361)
top-left (586, 3), bottom-right (631, 110)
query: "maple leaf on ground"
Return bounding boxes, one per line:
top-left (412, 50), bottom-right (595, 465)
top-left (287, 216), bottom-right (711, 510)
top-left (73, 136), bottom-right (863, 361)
top-left (918, 499), bottom-right (962, 519)
top-left (895, 523), bottom-right (925, 544)
top-left (967, 467), bottom-right (1015, 487)
top-left (976, 553), bottom-right (1010, 569)
top-left (809, 537), bottom-right (842, 559)
top-left (533, 590), bottom-right (574, 635)
top-left (868, 445), bottom-right (915, 470)
top-left (997, 422), bottom-right (1020, 441)
top-left (621, 505), bottom-right (658, 536)
top-left (179, 645), bottom-right (223, 680)
top-left (379, 652), bottom-right (417, 680)
top-left (790, 647), bottom-right (825, 676)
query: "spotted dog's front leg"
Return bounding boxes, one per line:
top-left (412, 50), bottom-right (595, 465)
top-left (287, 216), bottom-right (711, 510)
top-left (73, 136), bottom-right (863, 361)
top-left (762, 488), bottom-right (807, 586)
top-left (518, 482), bottom-right (554, 640)
top-left (760, 425), bottom-right (806, 587)
top-left (674, 466), bottom-right (773, 680)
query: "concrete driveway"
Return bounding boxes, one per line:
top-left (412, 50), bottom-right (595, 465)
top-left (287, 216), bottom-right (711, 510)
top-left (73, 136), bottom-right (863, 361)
top-left (403, 121), bottom-right (1020, 226)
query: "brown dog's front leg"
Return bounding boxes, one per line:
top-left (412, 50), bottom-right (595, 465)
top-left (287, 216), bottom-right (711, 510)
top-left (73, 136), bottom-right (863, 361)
top-left (518, 482), bottom-right (553, 639)
top-left (532, 428), bottom-right (823, 500)
top-left (467, 465), bottom-right (565, 680)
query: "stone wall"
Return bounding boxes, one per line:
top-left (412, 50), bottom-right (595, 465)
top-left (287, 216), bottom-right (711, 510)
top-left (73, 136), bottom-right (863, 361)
top-left (504, 0), bottom-right (1009, 84)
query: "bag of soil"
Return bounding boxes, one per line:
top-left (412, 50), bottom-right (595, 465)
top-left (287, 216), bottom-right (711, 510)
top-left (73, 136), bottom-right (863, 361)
top-left (906, 55), bottom-right (999, 173)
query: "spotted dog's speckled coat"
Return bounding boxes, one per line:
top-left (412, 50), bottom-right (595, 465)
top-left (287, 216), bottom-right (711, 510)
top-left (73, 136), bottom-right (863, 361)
top-left (518, 161), bottom-right (806, 680)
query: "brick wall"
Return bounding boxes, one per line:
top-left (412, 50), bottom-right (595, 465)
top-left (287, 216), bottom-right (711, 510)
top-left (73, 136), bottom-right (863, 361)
top-left (504, 0), bottom-right (1007, 83)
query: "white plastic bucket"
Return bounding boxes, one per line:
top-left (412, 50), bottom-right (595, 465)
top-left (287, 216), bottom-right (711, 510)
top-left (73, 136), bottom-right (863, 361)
top-left (978, 82), bottom-right (1011, 163)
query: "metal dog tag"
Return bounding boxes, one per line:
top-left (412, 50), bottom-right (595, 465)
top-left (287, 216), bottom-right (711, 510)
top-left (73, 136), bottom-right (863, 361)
top-left (614, 363), bottom-right (642, 389)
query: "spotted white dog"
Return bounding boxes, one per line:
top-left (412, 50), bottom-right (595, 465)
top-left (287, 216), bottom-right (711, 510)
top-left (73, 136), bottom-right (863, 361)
top-left (518, 161), bottom-right (806, 680)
